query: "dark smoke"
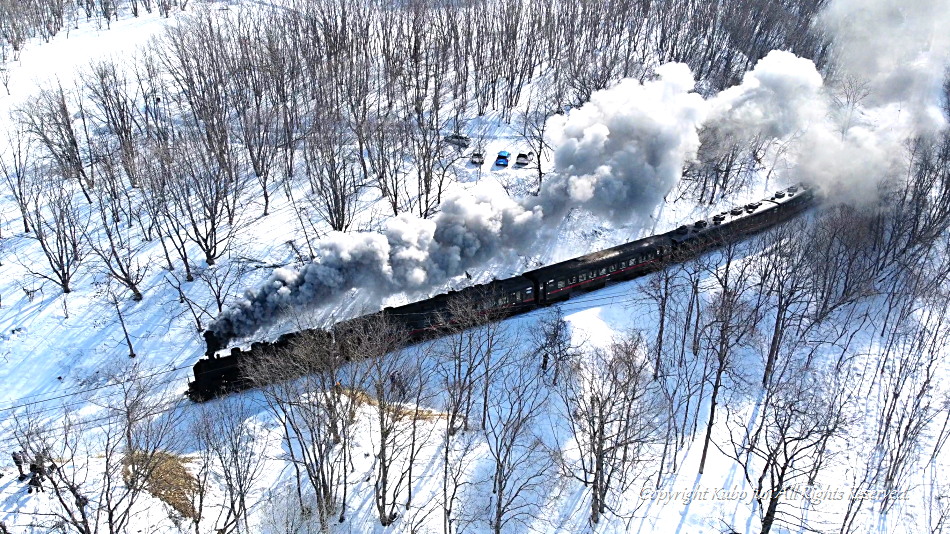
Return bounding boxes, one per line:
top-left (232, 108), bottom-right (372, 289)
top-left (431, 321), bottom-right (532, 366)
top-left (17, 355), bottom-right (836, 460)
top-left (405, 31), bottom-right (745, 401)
top-left (210, 190), bottom-right (543, 344)
top-left (210, 0), bottom-right (950, 347)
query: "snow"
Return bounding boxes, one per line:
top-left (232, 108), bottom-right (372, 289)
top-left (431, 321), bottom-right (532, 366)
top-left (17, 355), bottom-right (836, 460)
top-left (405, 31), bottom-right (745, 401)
top-left (0, 1), bottom-right (947, 533)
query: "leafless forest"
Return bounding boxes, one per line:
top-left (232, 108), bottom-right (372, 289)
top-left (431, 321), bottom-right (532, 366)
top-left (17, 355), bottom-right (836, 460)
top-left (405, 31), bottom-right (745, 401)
top-left (1, 0), bottom-right (950, 532)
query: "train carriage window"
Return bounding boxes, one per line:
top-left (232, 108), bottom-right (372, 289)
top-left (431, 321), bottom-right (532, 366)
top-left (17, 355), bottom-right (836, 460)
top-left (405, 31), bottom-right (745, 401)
top-left (590, 271), bottom-right (596, 279)
top-left (609, 264), bottom-right (616, 272)
top-left (600, 268), bottom-right (607, 276)
top-left (557, 280), bottom-right (565, 289)
top-left (525, 287), bottom-right (532, 295)
top-left (570, 276), bottom-right (577, 284)
top-left (580, 273), bottom-right (587, 282)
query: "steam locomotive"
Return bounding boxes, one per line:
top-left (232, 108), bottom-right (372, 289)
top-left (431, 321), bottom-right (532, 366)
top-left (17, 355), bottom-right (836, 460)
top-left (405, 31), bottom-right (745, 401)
top-left (188, 184), bottom-right (814, 401)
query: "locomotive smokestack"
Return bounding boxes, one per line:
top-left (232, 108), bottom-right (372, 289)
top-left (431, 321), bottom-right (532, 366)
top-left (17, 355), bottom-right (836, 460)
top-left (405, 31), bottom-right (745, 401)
top-left (203, 330), bottom-right (226, 358)
top-left (208, 0), bottom-right (950, 342)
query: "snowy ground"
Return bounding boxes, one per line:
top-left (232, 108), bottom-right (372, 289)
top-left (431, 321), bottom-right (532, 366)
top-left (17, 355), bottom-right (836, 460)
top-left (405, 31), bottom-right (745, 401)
top-left (0, 3), bottom-right (947, 534)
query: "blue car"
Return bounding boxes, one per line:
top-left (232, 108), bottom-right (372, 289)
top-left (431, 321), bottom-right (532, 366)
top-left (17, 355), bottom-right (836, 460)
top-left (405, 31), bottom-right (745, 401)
top-left (495, 151), bottom-right (510, 167)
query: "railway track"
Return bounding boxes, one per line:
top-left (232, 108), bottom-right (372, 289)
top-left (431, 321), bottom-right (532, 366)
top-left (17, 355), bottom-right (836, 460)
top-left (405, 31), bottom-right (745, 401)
top-left (188, 184), bottom-right (815, 401)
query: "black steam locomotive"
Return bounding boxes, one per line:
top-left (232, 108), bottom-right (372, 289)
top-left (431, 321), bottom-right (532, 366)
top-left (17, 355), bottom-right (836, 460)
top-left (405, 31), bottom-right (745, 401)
top-left (188, 184), bottom-right (814, 401)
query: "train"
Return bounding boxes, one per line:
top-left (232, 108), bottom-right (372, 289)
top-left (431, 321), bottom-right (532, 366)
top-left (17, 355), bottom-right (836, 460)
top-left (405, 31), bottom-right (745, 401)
top-left (187, 183), bottom-right (815, 401)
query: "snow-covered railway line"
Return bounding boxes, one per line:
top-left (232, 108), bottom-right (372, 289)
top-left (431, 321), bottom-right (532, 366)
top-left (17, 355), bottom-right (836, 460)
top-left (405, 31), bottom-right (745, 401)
top-left (188, 184), bottom-right (815, 401)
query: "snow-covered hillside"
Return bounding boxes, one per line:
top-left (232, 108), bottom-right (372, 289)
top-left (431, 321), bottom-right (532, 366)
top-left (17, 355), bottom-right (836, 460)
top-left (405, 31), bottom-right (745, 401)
top-left (0, 0), bottom-right (948, 533)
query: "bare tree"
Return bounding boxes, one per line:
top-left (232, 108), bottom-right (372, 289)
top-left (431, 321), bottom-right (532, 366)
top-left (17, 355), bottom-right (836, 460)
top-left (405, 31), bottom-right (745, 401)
top-left (683, 129), bottom-right (767, 204)
top-left (725, 363), bottom-right (852, 534)
top-left (365, 113), bottom-right (412, 216)
top-left (103, 282), bottom-right (137, 358)
top-left (23, 177), bottom-right (90, 293)
top-left (164, 136), bottom-right (245, 266)
top-left (84, 60), bottom-right (144, 187)
top-left (530, 305), bottom-right (578, 386)
top-left (354, 316), bottom-right (437, 526)
top-left (0, 131), bottom-right (36, 232)
top-left (193, 258), bottom-right (254, 315)
top-left (139, 138), bottom-right (194, 280)
top-left (159, 12), bottom-right (239, 198)
top-left (250, 326), bottom-right (363, 530)
top-left (483, 357), bottom-right (550, 534)
top-left (642, 259), bottom-right (708, 486)
top-left (800, 207), bottom-right (876, 323)
top-left (227, 14), bottom-right (281, 216)
top-left (435, 292), bottom-right (511, 434)
top-left (96, 364), bottom-right (184, 534)
top-left (557, 332), bottom-right (664, 524)
top-left (15, 364), bottom-right (183, 534)
top-left (431, 292), bottom-right (515, 532)
top-left (439, 427), bottom-right (479, 534)
top-left (750, 222), bottom-right (812, 386)
top-left (191, 395), bottom-right (269, 533)
top-left (519, 77), bottom-right (564, 190)
top-left (86, 163), bottom-right (147, 301)
top-left (300, 110), bottom-right (364, 232)
top-left (697, 242), bottom-right (760, 474)
top-left (18, 84), bottom-right (94, 203)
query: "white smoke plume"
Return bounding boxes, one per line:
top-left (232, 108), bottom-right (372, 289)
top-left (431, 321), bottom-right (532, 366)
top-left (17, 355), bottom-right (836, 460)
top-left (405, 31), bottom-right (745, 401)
top-left (803, 0), bottom-right (950, 200)
top-left (820, 0), bottom-right (950, 131)
top-left (536, 63), bottom-right (706, 222)
top-left (707, 51), bottom-right (826, 141)
top-left (210, 0), bottom-right (950, 346)
top-left (211, 66), bottom-right (708, 345)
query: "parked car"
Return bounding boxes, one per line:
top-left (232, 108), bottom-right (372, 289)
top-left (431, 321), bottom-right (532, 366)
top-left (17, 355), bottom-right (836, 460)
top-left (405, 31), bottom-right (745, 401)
top-left (470, 152), bottom-right (485, 164)
top-left (444, 134), bottom-right (471, 148)
top-left (515, 152), bottom-right (534, 166)
top-left (495, 151), bottom-right (511, 167)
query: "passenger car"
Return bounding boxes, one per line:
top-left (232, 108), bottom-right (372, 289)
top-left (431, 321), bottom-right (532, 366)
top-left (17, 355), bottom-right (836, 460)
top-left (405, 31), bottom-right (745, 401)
top-left (495, 151), bottom-right (510, 167)
top-left (470, 152), bottom-right (485, 164)
top-left (191, 185), bottom-right (815, 401)
top-left (444, 134), bottom-right (471, 148)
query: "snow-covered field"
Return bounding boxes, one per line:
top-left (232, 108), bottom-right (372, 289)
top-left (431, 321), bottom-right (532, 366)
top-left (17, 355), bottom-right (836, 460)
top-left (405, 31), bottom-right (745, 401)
top-left (0, 0), bottom-right (948, 533)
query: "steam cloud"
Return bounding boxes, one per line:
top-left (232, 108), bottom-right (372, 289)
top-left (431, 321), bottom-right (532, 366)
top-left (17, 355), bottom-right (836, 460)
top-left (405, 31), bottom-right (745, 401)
top-left (803, 0), bottom-right (950, 201)
top-left (537, 63), bottom-right (706, 222)
top-left (209, 0), bottom-right (950, 347)
top-left (210, 191), bottom-right (544, 341)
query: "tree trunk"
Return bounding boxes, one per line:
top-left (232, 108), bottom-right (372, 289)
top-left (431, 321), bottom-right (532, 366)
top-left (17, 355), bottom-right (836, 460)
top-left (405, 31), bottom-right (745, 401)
top-left (698, 362), bottom-right (724, 475)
